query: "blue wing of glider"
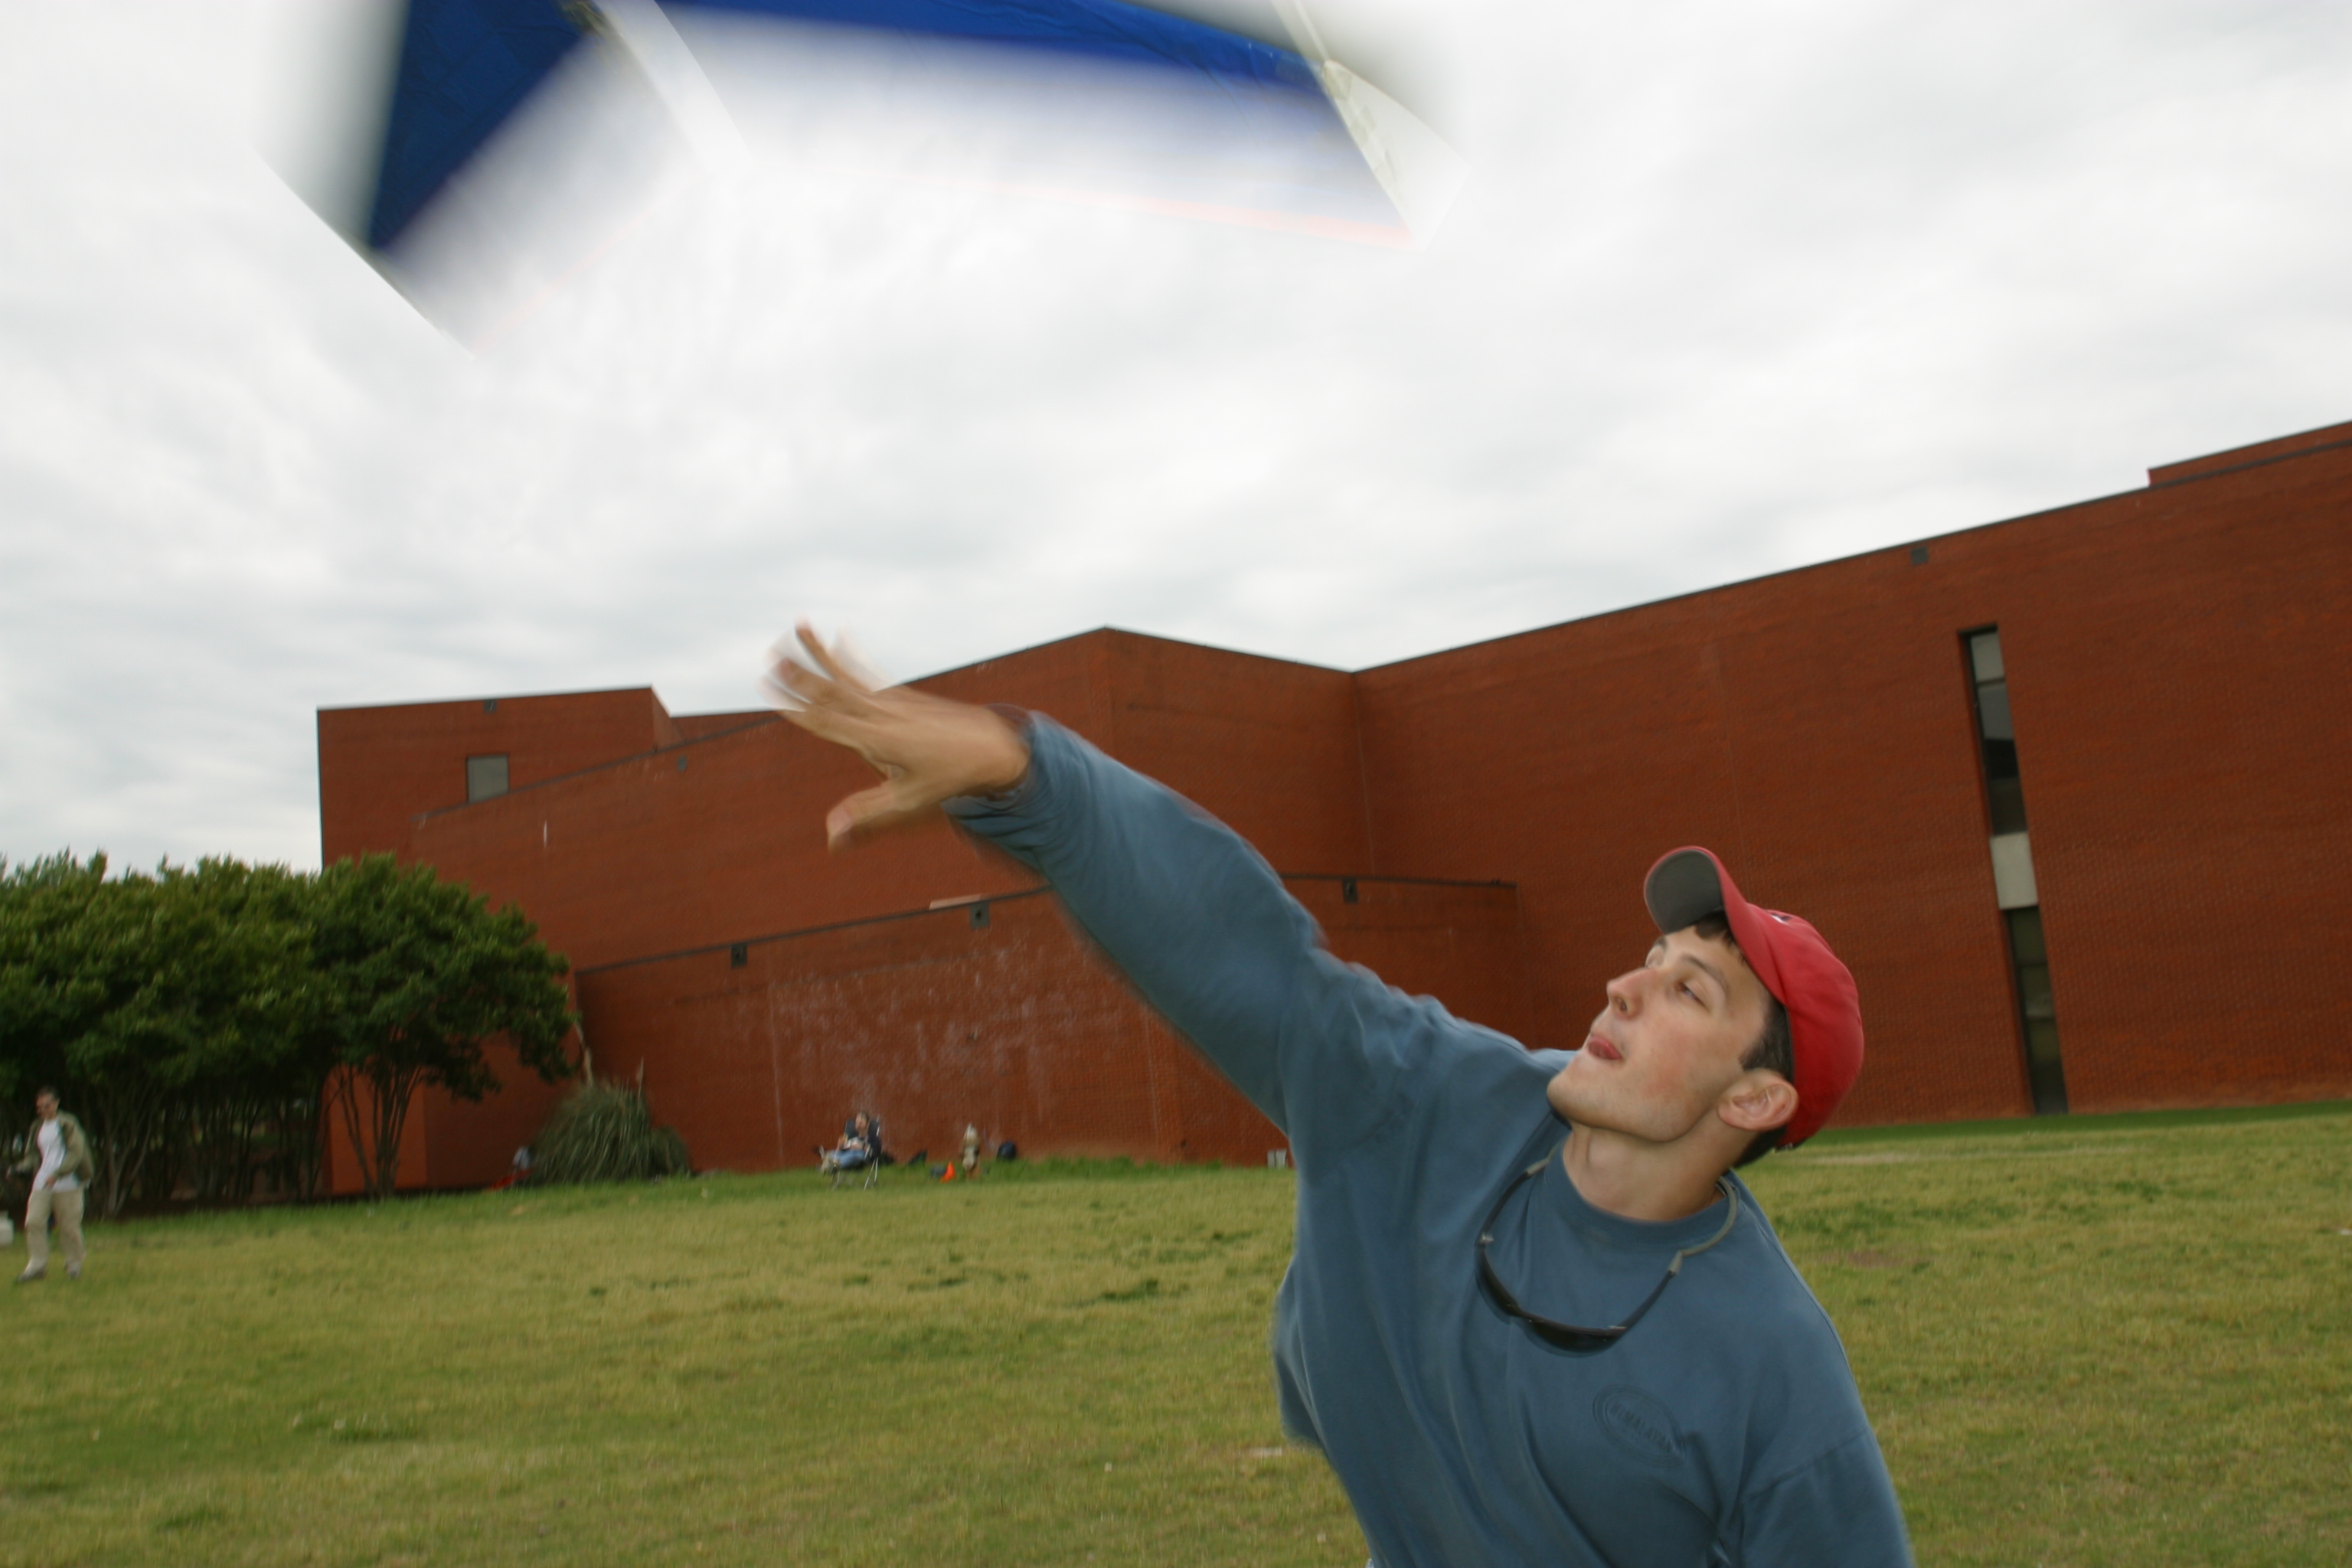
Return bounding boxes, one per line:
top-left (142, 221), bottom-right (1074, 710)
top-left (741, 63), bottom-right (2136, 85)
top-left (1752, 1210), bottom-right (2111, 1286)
top-left (362, 0), bottom-right (1393, 260)
top-left (667, 0), bottom-right (1387, 227)
top-left (370, 1), bottom-right (594, 251)
top-left (672, 0), bottom-right (1303, 80)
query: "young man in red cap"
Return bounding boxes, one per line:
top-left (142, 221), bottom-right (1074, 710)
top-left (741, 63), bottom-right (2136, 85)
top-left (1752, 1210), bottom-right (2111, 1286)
top-left (769, 627), bottom-right (1913, 1567)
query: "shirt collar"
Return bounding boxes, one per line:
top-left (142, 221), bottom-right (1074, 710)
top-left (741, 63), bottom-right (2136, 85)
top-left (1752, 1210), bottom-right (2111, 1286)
top-left (1537, 1145), bottom-right (1740, 1253)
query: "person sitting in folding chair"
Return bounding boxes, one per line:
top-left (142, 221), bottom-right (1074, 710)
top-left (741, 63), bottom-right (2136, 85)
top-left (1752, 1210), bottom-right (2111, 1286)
top-left (819, 1111), bottom-right (883, 1189)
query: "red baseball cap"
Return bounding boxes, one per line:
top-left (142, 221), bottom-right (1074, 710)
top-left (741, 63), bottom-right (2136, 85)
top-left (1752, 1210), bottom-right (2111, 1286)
top-left (1643, 847), bottom-right (1863, 1148)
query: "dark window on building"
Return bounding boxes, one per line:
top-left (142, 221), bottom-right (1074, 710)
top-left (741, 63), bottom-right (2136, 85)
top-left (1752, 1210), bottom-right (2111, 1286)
top-left (729, 943), bottom-right (747, 969)
top-left (1964, 629), bottom-right (2066, 1115)
top-left (1341, 877), bottom-right (1359, 903)
top-left (1968, 631), bottom-right (2027, 836)
top-left (969, 902), bottom-right (990, 929)
top-left (466, 753), bottom-right (509, 802)
top-left (2004, 908), bottom-right (2064, 1114)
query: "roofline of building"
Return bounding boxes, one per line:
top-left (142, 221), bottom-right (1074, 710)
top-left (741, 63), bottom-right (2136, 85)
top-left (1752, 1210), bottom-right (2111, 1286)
top-left (906, 623), bottom-right (1349, 684)
top-left (318, 683), bottom-right (661, 716)
top-left (2146, 426), bottom-right (2352, 488)
top-left (1358, 417), bottom-right (2352, 677)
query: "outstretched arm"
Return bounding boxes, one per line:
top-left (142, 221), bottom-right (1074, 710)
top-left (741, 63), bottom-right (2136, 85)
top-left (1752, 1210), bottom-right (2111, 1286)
top-left (766, 627), bottom-right (1487, 1155)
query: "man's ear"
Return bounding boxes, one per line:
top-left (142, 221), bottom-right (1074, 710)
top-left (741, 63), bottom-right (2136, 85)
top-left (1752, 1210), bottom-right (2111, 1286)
top-left (1718, 1073), bottom-right (1798, 1135)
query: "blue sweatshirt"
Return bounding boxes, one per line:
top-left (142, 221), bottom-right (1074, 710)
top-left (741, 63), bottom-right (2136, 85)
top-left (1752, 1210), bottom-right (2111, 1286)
top-left (949, 718), bottom-right (1913, 1567)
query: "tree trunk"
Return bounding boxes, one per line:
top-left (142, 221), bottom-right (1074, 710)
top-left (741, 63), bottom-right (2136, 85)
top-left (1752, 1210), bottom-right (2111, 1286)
top-left (82, 1079), bottom-right (168, 1219)
top-left (330, 1062), bottom-right (430, 1202)
top-left (367, 1063), bottom-right (424, 1201)
top-left (279, 1093), bottom-right (325, 1202)
top-left (328, 1065), bottom-right (380, 1202)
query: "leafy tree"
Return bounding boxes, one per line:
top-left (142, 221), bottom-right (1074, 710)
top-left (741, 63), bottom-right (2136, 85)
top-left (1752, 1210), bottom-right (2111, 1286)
top-left (310, 856), bottom-right (575, 1201)
top-left (52, 873), bottom-right (182, 1215)
top-left (0, 854), bottom-right (148, 1209)
top-left (4, 851), bottom-right (573, 1210)
top-left (0, 852), bottom-right (112, 1112)
top-left (153, 861), bottom-right (318, 1204)
top-left (0, 856), bottom-right (315, 1216)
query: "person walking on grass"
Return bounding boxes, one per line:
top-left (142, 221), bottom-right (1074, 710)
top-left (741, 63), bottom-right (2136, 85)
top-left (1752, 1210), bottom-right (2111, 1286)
top-left (766, 626), bottom-right (1913, 1567)
top-left (13, 1088), bottom-right (93, 1284)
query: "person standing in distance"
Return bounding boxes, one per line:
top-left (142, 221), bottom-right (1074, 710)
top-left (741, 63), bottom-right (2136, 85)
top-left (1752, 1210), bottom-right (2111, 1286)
top-left (14, 1089), bottom-right (93, 1283)
top-left (765, 626), bottom-right (1912, 1566)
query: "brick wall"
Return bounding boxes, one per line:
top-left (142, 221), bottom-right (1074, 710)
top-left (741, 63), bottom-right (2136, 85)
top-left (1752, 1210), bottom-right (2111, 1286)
top-left (341, 632), bottom-right (1398, 1185)
top-left (392, 632), bottom-right (1375, 981)
top-left (317, 687), bottom-right (683, 866)
top-left (2023, 445), bottom-right (2352, 1109)
top-left (577, 874), bottom-right (1527, 1171)
top-left (318, 420), bottom-right (2352, 1185)
top-left (1357, 423), bottom-right (2352, 1120)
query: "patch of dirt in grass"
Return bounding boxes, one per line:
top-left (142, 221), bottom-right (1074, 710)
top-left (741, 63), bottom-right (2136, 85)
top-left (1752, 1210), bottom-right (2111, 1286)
top-left (722, 1292), bottom-right (786, 1313)
top-left (152, 1504), bottom-right (229, 1533)
top-left (325, 1415), bottom-right (420, 1444)
top-left (2, 1478), bottom-right (84, 1501)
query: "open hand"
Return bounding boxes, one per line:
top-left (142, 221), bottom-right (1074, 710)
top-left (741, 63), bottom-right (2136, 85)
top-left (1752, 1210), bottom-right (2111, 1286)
top-left (763, 622), bottom-right (1031, 851)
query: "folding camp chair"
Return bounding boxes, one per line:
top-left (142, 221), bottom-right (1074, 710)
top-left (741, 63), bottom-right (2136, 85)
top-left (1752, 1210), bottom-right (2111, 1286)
top-left (818, 1125), bottom-right (882, 1190)
top-left (818, 1147), bottom-right (874, 1194)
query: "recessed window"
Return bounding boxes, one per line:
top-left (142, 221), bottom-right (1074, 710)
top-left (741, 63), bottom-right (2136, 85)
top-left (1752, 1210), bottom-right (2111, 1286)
top-left (729, 943), bottom-right (747, 969)
top-left (1967, 630), bottom-right (2026, 837)
top-left (2004, 908), bottom-right (2065, 1115)
top-left (1963, 629), bottom-right (2066, 1115)
top-left (466, 753), bottom-right (509, 802)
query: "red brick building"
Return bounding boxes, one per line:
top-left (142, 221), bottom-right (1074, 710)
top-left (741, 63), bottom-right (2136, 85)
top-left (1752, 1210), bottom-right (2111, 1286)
top-left (318, 420), bottom-right (2352, 1191)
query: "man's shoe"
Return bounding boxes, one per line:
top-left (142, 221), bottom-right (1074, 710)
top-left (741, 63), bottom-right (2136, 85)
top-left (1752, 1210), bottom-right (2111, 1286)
top-left (13, 1267), bottom-right (43, 1285)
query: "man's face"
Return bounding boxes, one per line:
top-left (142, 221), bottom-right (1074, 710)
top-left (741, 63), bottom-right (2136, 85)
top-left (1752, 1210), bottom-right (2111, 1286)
top-left (1547, 926), bottom-right (1776, 1146)
top-left (35, 1094), bottom-right (57, 1122)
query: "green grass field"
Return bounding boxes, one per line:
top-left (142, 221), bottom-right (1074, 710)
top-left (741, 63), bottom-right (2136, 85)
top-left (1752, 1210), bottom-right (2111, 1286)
top-left (5, 1102), bottom-right (2349, 1567)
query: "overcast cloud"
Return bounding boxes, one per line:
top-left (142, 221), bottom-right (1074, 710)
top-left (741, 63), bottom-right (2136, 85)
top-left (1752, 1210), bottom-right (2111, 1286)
top-left (4, 1), bottom-right (2350, 873)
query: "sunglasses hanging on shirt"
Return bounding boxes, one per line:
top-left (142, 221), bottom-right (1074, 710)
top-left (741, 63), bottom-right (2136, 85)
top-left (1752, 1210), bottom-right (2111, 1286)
top-left (1475, 1145), bottom-right (1742, 1352)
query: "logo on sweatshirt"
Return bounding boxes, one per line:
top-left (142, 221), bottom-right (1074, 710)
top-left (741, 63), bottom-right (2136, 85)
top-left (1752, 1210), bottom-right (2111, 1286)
top-left (1594, 1385), bottom-right (1681, 1462)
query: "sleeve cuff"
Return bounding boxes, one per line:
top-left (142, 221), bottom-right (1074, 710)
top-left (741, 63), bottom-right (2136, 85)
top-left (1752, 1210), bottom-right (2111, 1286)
top-left (943, 707), bottom-right (1049, 819)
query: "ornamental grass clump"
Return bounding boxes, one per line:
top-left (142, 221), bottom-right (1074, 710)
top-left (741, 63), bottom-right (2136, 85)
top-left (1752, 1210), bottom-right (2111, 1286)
top-left (528, 1083), bottom-right (689, 1184)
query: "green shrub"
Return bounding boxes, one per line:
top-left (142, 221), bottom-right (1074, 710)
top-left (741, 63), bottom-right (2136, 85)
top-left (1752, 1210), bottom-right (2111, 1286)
top-left (527, 1083), bottom-right (689, 1184)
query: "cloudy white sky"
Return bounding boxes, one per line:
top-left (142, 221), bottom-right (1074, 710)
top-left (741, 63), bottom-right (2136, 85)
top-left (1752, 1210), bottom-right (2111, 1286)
top-left (4, 2), bottom-right (2350, 874)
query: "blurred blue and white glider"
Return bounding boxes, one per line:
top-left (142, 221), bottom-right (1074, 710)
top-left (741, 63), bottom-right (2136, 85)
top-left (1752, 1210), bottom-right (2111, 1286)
top-left (278, 0), bottom-right (1463, 345)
